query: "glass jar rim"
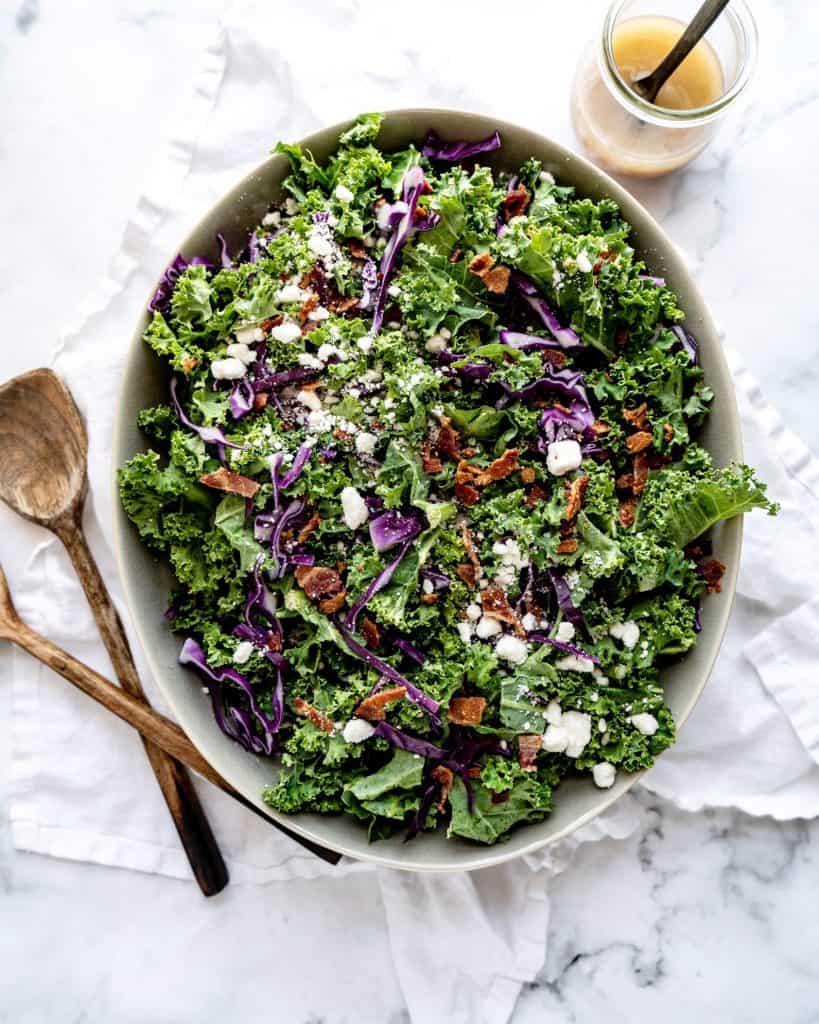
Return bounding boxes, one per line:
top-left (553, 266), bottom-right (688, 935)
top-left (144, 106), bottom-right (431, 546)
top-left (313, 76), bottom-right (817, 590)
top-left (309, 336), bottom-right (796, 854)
top-left (599, 0), bottom-right (758, 127)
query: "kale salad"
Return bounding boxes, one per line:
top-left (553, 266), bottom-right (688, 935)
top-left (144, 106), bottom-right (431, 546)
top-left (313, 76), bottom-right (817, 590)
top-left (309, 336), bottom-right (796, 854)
top-left (119, 114), bottom-right (776, 845)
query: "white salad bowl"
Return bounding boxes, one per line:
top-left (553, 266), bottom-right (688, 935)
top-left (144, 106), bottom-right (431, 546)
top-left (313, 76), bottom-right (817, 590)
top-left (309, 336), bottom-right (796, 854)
top-left (112, 109), bottom-right (742, 872)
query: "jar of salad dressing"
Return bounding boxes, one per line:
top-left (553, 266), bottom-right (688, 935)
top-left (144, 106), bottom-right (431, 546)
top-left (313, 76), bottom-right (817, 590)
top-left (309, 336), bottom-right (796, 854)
top-left (571, 0), bottom-right (757, 178)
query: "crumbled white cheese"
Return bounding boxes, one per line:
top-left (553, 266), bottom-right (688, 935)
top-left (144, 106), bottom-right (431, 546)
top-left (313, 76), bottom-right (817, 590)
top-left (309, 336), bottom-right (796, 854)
top-left (495, 635), bottom-right (528, 665)
top-left (542, 725), bottom-right (569, 753)
top-left (377, 200), bottom-right (406, 231)
top-left (555, 621), bottom-right (576, 643)
top-left (466, 603), bottom-right (483, 622)
top-left (387, 284), bottom-right (401, 298)
top-left (629, 712), bottom-right (659, 736)
top-left (262, 210), bottom-right (281, 227)
top-left (593, 667), bottom-right (609, 687)
top-left (422, 578), bottom-right (435, 595)
top-left (343, 719), bottom-right (375, 743)
top-left (296, 389), bottom-right (322, 412)
top-left (610, 620), bottom-right (640, 650)
top-left (307, 409), bottom-right (334, 433)
top-left (271, 321), bottom-right (302, 343)
top-left (276, 283), bottom-right (307, 304)
top-left (355, 432), bottom-right (377, 456)
top-left (598, 718), bottom-right (608, 733)
top-left (284, 197), bottom-right (299, 216)
top-left (425, 333), bottom-right (447, 353)
top-left (340, 486), bottom-right (369, 530)
top-left (226, 342), bottom-right (255, 365)
top-left (576, 251), bottom-right (593, 273)
top-left (457, 621), bottom-right (475, 644)
top-left (476, 616), bottom-right (502, 640)
top-left (546, 439), bottom-right (583, 476)
top-left (308, 306), bottom-right (330, 322)
top-left (562, 711), bottom-right (592, 758)
top-left (521, 612), bottom-right (538, 633)
top-left (334, 184), bottom-right (355, 203)
top-left (439, 327), bottom-right (452, 340)
top-left (317, 343), bottom-right (344, 363)
top-left (592, 762), bottom-right (616, 788)
top-left (307, 229), bottom-right (334, 258)
top-left (545, 701), bottom-right (562, 726)
top-left (555, 654), bottom-right (595, 674)
top-left (357, 335), bottom-right (373, 354)
top-left (552, 268), bottom-right (564, 289)
top-left (234, 325), bottom-right (265, 345)
top-left (297, 353), bottom-right (324, 370)
top-left (210, 357), bottom-right (247, 380)
top-left (233, 640), bottom-right (254, 665)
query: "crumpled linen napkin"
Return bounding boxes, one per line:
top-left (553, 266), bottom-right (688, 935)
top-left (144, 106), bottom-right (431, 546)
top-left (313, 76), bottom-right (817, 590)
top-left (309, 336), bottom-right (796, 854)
top-left (9, 8), bottom-right (819, 1023)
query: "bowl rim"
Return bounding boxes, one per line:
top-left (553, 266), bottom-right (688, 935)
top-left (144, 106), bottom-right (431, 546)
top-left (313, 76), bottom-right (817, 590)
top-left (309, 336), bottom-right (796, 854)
top-left (112, 107), bottom-right (742, 872)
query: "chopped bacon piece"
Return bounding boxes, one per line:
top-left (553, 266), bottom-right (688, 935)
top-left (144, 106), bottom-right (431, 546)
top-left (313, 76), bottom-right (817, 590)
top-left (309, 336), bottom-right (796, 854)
top-left (449, 247), bottom-right (464, 263)
top-left (361, 617), bottom-right (381, 649)
top-left (503, 185), bottom-right (530, 220)
top-left (181, 356), bottom-right (199, 373)
top-left (592, 419), bottom-right (611, 436)
top-left (456, 563), bottom-right (478, 588)
top-left (526, 484), bottom-right (549, 507)
top-left (491, 789), bottom-right (511, 804)
top-left (347, 240), bottom-right (367, 259)
top-left (618, 496), bottom-right (637, 528)
top-left (632, 452), bottom-right (650, 495)
top-left (420, 593), bottom-right (439, 605)
top-left (330, 296), bottom-right (360, 315)
top-left (199, 468), bottom-right (260, 499)
top-left (260, 315), bottom-right (284, 333)
top-left (253, 393), bottom-right (269, 411)
top-left (420, 441), bottom-right (443, 474)
top-left (616, 471), bottom-right (634, 491)
top-left (564, 474), bottom-right (589, 520)
top-left (542, 349), bottom-right (567, 369)
top-left (299, 294), bottom-right (319, 320)
top-left (663, 422), bottom-right (675, 442)
top-left (431, 765), bottom-right (454, 811)
top-left (266, 630), bottom-right (283, 653)
top-left (460, 521), bottom-right (481, 570)
top-left (436, 416), bottom-right (462, 462)
top-left (455, 460), bottom-right (481, 486)
top-left (623, 403), bottom-right (649, 430)
top-left (482, 265), bottom-right (510, 295)
top-left (468, 251), bottom-right (495, 276)
top-left (475, 448), bottom-right (519, 486)
top-left (355, 686), bottom-right (406, 722)
top-left (318, 590), bottom-right (347, 614)
top-left (455, 482), bottom-right (480, 506)
top-left (626, 431), bottom-right (653, 454)
top-left (481, 587), bottom-right (526, 638)
top-left (518, 734), bottom-right (543, 772)
top-left (701, 558), bottom-right (726, 593)
top-left (293, 697), bottom-right (335, 734)
top-left (520, 466), bottom-right (536, 485)
top-left (295, 565), bottom-right (344, 603)
top-left (297, 510), bottom-right (321, 545)
top-left (448, 696), bottom-right (487, 726)
top-left (468, 765), bottom-right (482, 779)
top-left (557, 538), bottom-right (579, 554)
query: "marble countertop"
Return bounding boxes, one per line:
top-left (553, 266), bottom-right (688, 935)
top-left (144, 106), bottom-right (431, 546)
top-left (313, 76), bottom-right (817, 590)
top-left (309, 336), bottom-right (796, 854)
top-left (2, 1), bottom-right (818, 1021)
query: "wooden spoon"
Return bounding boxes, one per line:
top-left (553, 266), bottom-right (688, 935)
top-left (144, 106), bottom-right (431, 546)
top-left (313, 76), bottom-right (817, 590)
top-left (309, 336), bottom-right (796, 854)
top-left (0, 368), bottom-right (229, 896)
top-left (0, 563), bottom-right (340, 865)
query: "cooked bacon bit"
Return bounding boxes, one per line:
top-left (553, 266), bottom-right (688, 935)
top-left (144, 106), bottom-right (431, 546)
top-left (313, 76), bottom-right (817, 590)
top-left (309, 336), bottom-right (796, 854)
top-left (199, 468), bottom-right (260, 499)
top-left (468, 765), bottom-right (482, 779)
top-left (460, 521), bottom-right (481, 570)
top-left (361, 617), bottom-right (381, 649)
top-left (455, 482), bottom-right (480, 506)
top-left (455, 460), bottom-right (481, 486)
top-left (482, 265), bottom-right (511, 295)
top-left (420, 593), bottom-right (439, 605)
top-left (557, 538), bottom-right (579, 554)
top-left (701, 558), bottom-right (727, 593)
top-left (520, 467), bottom-right (536, 485)
top-left (318, 590), bottom-right (347, 614)
top-left (431, 765), bottom-right (454, 811)
top-left (253, 393), bottom-right (269, 411)
top-left (297, 510), bottom-right (321, 545)
top-left (260, 315), bottom-right (284, 333)
top-left (355, 686), bottom-right (406, 722)
top-left (503, 185), bottom-right (531, 220)
top-left (491, 789), bottom-right (511, 804)
top-left (436, 416), bottom-right (462, 463)
top-left (266, 630), bottom-right (283, 653)
top-left (592, 256), bottom-right (604, 275)
top-left (559, 520), bottom-right (575, 539)
top-left (301, 320), bottom-right (322, 334)
top-left (333, 428), bottom-right (353, 442)
top-left (663, 422), bottom-right (675, 442)
top-left (420, 441), bottom-right (443, 474)
top-left (542, 349), bottom-right (567, 368)
top-left (456, 563), bottom-right (478, 588)
top-left (299, 295), bottom-right (319, 320)
top-left (615, 325), bottom-right (629, 349)
top-left (626, 431), bottom-right (653, 454)
top-left (481, 587), bottom-right (526, 638)
top-left (468, 251), bottom-right (495, 276)
top-left (623, 403), bottom-right (649, 431)
top-left (593, 419), bottom-right (611, 436)
top-left (463, 446), bottom-right (477, 458)
top-left (181, 356), bottom-right (199, 373)
top-left (564, 474), bottom-right (589, 521)
top-left (632, 452), bottom-right (650, 495)
top-left (526, 484), bottom-right (549, 507)
top-left (616, 471), bottom-right (634, 491)
top-left (293, 697), bottom-right (335, 734)
top-left (475, 448), bottom-right (519, 486)
top-left (347, 240), bottom-right (367, 259)
top-left (618, 496), bottom-right (637, 528)
top-left (448, 696), bottom-right (487, 726)
top-left (449, 247), bottom-right (464, 263)
top-left (518, 734), bottom-right (543, 772)
top-left (330, 296), bottom-right (360, 315)
top-left (295, 565), bottom-right (344, 602)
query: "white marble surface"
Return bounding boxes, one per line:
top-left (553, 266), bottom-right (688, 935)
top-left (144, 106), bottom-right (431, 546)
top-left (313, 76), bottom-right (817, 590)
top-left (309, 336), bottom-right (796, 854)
top-left (2, 1), bottom-right (819, 1021)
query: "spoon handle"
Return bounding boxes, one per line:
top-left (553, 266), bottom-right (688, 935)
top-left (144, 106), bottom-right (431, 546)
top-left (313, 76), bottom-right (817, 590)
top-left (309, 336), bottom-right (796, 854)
top-left (54, 517), bottom-right (229, 897)
top-left (9, 620), bottom-right (341, 865)
top-left (639, 0), bottom-right (731, 103)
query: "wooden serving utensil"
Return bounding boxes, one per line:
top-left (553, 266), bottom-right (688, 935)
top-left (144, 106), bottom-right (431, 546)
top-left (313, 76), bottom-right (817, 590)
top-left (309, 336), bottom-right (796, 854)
top-left (0, 368), bottom-right (229, 896)
top-left (0, 563), bottom-right (340, 865)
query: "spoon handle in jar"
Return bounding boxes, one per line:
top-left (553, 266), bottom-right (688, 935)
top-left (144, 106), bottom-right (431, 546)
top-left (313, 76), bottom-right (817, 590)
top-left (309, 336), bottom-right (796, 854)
top-left (54, 514), bottom-right (229, 897)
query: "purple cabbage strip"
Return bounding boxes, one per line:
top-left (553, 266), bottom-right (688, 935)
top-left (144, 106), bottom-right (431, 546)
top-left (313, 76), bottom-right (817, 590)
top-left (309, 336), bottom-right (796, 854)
top-left (512, 272), bottom-right (583, 349)
top-left (547, 569), bottom-right (588, 636)
top-left (539, 399), bottom-right (597, 446)
top-left (498, 363), bottom-right (590, 408)
top-left (229, 379), bottom-right (255, 420)
top-left (345, 537), bottom-right (414, 632)
top-left (451, 361), bottom-right (494, 381)
top-left (638, 273), bottom-right (666, 287)
top-left (247, 230), bottom-right (261, 264)
top-left (253, 366), bottom-right (317, 393)
top-left (671, 324), bottom-right (699, 365)
top-left (336, 620), bottom-right (441, 723)
top-left (269, 498), bottom-right (306, 579)
top-left (149, 253), bottom-right (212, 316)
top-left (392, 637), bottom-right (427, 665)
top-left (276, 443), bottom-right (314, 491)
top-left (217, 232), bottom-right (233, 269)
top-left (179, 637), bottom-right (280, 755)
top-left (372, 721), bottom-right (447, 759)
top-left (359, 258), bottom-right (378, 311)
top-left (419, 568), bottom-right (450, 592)
top-left (499, 328), bottom-right (563, 352)
top-left (369, 508), bottom-right (423, 553)
top-left (169, 375), bottom-right (245, 463)
top-left (528, 633), bottom-right (600, 665)
top-left (421, 129), bottom-right (501, 163)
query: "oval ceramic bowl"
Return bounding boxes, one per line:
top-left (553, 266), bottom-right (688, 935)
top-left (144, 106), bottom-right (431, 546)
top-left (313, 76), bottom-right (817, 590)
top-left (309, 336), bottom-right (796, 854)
top-left (113, 109), bottom-right (741, 872)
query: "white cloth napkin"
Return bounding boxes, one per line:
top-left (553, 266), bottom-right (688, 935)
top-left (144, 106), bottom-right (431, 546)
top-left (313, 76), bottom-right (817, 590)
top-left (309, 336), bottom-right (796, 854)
top-left (9, 7), bottom-right (819, 1022)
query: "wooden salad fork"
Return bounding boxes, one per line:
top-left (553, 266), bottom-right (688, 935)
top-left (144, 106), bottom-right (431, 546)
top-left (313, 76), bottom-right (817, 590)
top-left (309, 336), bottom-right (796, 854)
top-left (0, 368), bottom-right (228, 896)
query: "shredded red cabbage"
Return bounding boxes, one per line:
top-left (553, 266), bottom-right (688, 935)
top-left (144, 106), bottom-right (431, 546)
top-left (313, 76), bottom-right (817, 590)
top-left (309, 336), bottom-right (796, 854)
top-left (512, 272), bottom-right (583, 349)
top-left (369, 508), bottom-right (423, 553)
top-left (217, 232), bottom-right (233, 269)
top-left (671, 324), bottom-right (699, 365)
top-left (419, 568), bottom-right (450, 591)
top-left (372, 721), bottom-right (447, 759)
top-left (345, 537), bottom-right (414, 631)
top-left (528, 633), bottom-right (600, 664)
top-left (421, 129), bottom-right (501, 162)
top-left (229, 379), bottom-right (255, 420)
top-left (499, 328), bottom-right (562, 352)
top-left (170, 375), bottom-right (245, 463)
top-left (150, 253), bottom-right (213, 317)
top-left (547, 569), bottom-right (588, 636)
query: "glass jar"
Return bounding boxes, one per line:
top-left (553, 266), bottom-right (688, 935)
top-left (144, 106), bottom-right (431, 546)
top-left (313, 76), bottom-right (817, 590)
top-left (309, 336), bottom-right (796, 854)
top-left (571, 0), bottom-right (758, 178)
